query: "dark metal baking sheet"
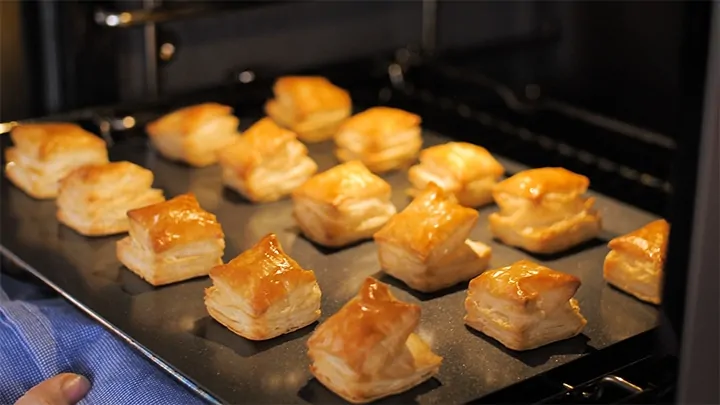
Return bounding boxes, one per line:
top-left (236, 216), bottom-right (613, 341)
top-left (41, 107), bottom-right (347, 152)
top-left (0, 128), bottom-right (659, 404)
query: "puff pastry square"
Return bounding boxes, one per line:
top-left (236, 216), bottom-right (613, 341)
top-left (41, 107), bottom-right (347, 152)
top-left (465, 260), bottom-right (587, 351)
top-left (335, 107), bottom-right (422, 173)
top-left (603, 219), bottom-right (669, 304)
top-left (291, 161), bottom-right (396, 248)
top-left (218, 117), bottom-right (317, 203)
top-left (146, 103), bottom-right (241, 167)
top-left (307, 277), bottom-right (442, 404)
top-left (374, 183), bottom-right (491, 292)
top-left (116, 193), bottom-right (225, 286)
top-left (205, 233), bottom-right (321, 340)
top-left (265, 76), bottom-right (352, 143)
top-left (56, 161), bottom-right (165, 236)
top-left (489, 167), bottom-right (602, 254)
top-left (408, 142), bottom-right (505, 207)
top-left (4, 123), bottom-right (109, 199)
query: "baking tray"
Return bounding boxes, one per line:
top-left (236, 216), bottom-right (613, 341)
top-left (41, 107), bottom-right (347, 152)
top-left (0, 125), bottom-right (660, 404)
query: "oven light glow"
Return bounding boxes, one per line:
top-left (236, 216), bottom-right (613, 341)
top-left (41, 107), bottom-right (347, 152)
top-left (122, 116), bottom-right (136, 129)
top-left (105, 15), bottom-right (120, 26)
top-left (238, 71), bottom-right (255, 84)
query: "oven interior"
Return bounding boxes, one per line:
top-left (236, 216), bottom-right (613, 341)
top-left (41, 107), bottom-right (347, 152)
top-left (1, 1), bottom-right (715, 404)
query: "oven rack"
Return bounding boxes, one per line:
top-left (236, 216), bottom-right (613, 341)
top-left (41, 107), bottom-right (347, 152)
top-left (394, 80), bottom-right (670, 193)
top-left (467, 331), bottom-right (677, 404)
top-left (425, 61), bottom-right (677, 151)
top-left (93, 1), bottom-right (293, 28)
top-left (1, 50), bottom-right (673, 216)
top-left (380, 88), bottom-right (670, 215)
top-left (89, 0), bottom-right (439, 101)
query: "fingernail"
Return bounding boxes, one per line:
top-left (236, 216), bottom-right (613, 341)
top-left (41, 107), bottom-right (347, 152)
top-left (61, 375), bottom-right (91, 403)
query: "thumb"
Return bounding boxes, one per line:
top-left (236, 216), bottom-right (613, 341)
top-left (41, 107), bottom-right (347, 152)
top-left (15, 373), bottom-right (90, 405)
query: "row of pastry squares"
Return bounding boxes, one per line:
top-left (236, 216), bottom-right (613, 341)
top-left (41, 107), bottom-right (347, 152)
top-left (3, 77), bottom-right (669, 401)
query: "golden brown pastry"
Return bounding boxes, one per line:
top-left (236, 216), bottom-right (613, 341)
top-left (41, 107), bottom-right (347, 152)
top-left (264, 76), bottom-right (352, 143)
top-left (334, 107), bottom-right (422, 173)
top-left (56, 161), bottom-right (165, 236)
top-left (4, 123), bottom-right (109, 199)
top-left (218, 117), bottom-right (317, 203)
top-left (146, 103), bottom-right (241, 167)
top-left (307, 277), bottom-right (442, 404)
top-left (116, 193), bottom-right (225, 286)
top-left (489, 167), bottom-right (602, 254)
top-left (291, 161), bottom-right (396, 248)
top-left (374, 182), bottom-right (491, 292)
top-left (464, 260), bottom-right (587, 351)
top-left (603, 219), bottom-right (669, 304)
top-left (205, 233), bottom-right (321, 340)
top-left (408, 142), bottom-right (505, 207)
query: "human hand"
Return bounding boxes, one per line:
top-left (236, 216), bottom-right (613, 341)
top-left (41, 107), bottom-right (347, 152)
top-left (14, 373), bottom-right (90, 405)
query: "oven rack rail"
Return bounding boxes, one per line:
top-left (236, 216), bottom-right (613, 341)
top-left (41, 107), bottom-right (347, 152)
top-left (380, 85), bottom-right (670, 215)
top-left (93, 1), bottom-right (294, 28)
top-left (425, 61), bottom-right (677, 151)
top-left (1, 50), bottom-right (672, 214)
top-left (392, 79), bottom-right (671, 194)
top-left (380, 52), bottom-right (673, 214)
top-left (466, 331), bottom-right (677, 404)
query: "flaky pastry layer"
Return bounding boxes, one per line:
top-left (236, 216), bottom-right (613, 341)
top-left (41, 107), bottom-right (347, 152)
top-left (292, 162), bottom-right (396, 247)
top-left (604, 251), bottom-right (662, 304)
top-left (307, 278), bottom-right (442, 403)
top-left (466, 294), bottom-right (586, 351)
top-left (8, 123), bottom-right (107, 162)
top-left (464, 260), bottom-right (587, 351)
top-left (335, 128), bottom-right (422, 173)
top-left (264, 76), bottom-right (351, 143)
top-left (408, 142), bottom-right (504, 207)
top-left (117, 193), bottom-right (226, 285)
top-left (117, 236), bottom-right (223, 286)
top-left (55, 162), bottom-right (164, 236)
top-left (374, 183), bottom-right (491, 292)
top-left (204, 233), bottom-right (322, 340)
top-left (4, 124), bottom-right (109, 199)
top-left (311, 332), bottom-right (440, 404)
top-left (334, 107), bottom-right (423, 173)
top-left (219, 118), bottom-right (318, 202)
top-left (58, 189), bottom-right (164, 236)
top-left (603, 219), bottom-right (669, 304)
top-left (147, 103), bottom-right (241, 167)
top-left (379, 239), bottom-right (491, 293)
top-left (126, 193), bottom-right (225, 255)
top-left (222, 157), bottom-right (317, 203)
top-left (206, 281), bottom-right (321, 340)
top-left (293, 194), bottom-right (396, 248)
top-left (490, 168), bottom-right (602, 254)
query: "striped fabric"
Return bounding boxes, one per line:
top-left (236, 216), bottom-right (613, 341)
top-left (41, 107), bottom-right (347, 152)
top-left (0, 274), bottom-right (205, 405)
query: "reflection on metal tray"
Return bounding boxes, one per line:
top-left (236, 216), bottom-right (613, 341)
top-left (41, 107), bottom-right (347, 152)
top-left (0, 127), bottom-right (659, 404)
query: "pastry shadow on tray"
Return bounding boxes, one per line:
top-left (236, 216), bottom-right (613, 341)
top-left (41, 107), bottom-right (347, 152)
top-left (464, 326), bottom-right (593, 367)
top-left (190, 316), bottom-right (317, 358)
top-left (93, 266), bottom-right (198, 297)
top-left (221, 187), bottom-right (253, 205)
top-left (297, 377), bottom-right (442, 405)
top-left (494, 236), bottom-right (609, 262)
top-left (606, 283), bottom-right (660, 307)
top-left (372, 271), bottom-right (468, 301)
top-left (297, 233), bottom-right (372, 256)
top-left (57, 225), bottom-right (122, 241)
